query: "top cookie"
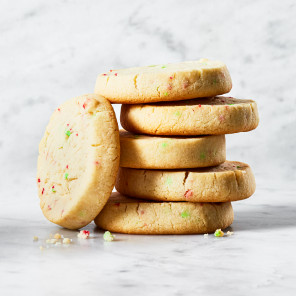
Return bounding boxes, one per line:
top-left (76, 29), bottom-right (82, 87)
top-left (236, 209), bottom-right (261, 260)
top-left (37, 94), bottom-right (120, 229)
top-left (94, 59), bottom-right (232, 104)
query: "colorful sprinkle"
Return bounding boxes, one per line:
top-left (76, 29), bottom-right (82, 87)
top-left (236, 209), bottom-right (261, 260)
top-left (109, 70), bottom-right (113, 72)
top-left (82, 103), bottom-right (86, 109)
top-left (66, 165), bottom-right (69, 169)
top-left (114, 73), bottom-right (118, 76)
top-left (161, 65), bottom-right (166, 68)
top-left (214, 229), bottom-right (224, 237)
top-left (169, 76), bottom-right (173, 79)
top-left (200, 152), bottom-right (206, 160)
top-left (184, 189), bottom-right (193, 200)
top-left (57, 108), bottom-right (61, 111)
top-left (164, 92), bottom-right (168, 96)
top-left (102, 74), bottom-right (107, 76)
top-left (166, 176), bottom-right (173, 186)
top-left (236, 166), bottom-right (242, 169)
top-left (198, 104), bottom-right (202, 108)
top-left (181, 210), bottom-right (190, 218)
top-left (228, 104), bottom-right (234, 106)
top-left (76, 133), bottom-right (78, 136)
top-left (167, 84), bottom-right (172, 90)
top-left (94, 161), bottom-right (100, 166)
top-left (161, 142), bottom-right (168, 148)
top-left (52, 186), bottom-right (56, 193)
top-left (48, 205), bottom-right (52, 210)
top-left (64, 173), bottom-right (69, 180)
top-left (103, 231), bottom-right (115, 242)
top-left (42, 188), bottom-right (44, 195)
top-left (174, 111), bottom-right (181, 117)
top-left (65, 130), bottom-right (71, 137)
top-left (37, 178), bottom-right (40, 183)
top-left (77, 230), bottom-right (90, 239)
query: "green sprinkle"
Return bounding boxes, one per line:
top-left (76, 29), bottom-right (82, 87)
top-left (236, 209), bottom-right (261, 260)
top-left (166, 176), bottom-right (173, 186)
top-left (214, 229), bottom-right (224, 237)
top-left (164, 92), bottom-right (168, 96)
top-left (181, 210), bottom-right (190, 218)
top-left (228, 104), bottom-right (234, 106)
top-left (161, 65), bottom-right (166, 68)
top-left (64, 173), bottom-right (69, 180)
top-left (65, 130), bottom-right (71, 137)
top-left (174, 111), bottom-right (181, 117)
top-left (236, 166), bottom-right (242, 169)
top-left (156, 86), bottom-right (160, 92)
top-left (52, 188), bottom-right (56, 193)
top-left (103, 231), bottom-right (115, 242)
top-left (200, 152), bottom-right (206, 160)
top-left (161, 142), bottom-right (168, 148)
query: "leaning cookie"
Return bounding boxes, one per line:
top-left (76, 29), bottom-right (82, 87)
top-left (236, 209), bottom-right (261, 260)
top-left (116, 161), bottom-right (255, 202)
top-left (37, 94), bottom-right (120, 229)
top-left (95, 59), bottom-right (232, 104)
top-left (121, 96), bottom-right (259, 135)
top-left (94, 192), bottom-right (233, 234)
top-left (120, 130), bottom-right (225, 169)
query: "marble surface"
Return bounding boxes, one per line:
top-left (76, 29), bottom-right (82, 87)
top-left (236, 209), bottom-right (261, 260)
top-left (1, 0), bottom-right (296, 295)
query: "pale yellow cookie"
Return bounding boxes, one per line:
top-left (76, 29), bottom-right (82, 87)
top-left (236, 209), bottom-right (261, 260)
top-left (94, 192), bottom-right (234, 234)
top-left (120, 130), bottom-right (225, 169)
top-left (121, 96), bottom-right (259, 135)
top-left (94, 59), bottom-right (232, 103)
top-left (116, 161), bottom-right (255, 202)
top-left (37, 94), bottom-right (120, 229)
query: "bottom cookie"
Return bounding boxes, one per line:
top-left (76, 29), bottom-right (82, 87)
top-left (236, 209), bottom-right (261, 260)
top-left (94, 192), bottom-right (234, 234)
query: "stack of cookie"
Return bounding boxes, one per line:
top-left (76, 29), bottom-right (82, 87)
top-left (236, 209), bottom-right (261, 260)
top-left (93, 59), bottom-right (259, 234)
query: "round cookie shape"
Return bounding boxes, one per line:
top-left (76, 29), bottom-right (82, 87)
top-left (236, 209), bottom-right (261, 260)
top-left (121, 96), bottom-right (259, 135)
top-left (37, 94), bottom-right (120, 229)
top-left (94, 59), bottom-right (232, 104)
top-left (120, 130), bottom-right (226, 169)
top-left (94, 192), bottom-right (234, 234)
top-left (116, 161), bottom-right (255, 202)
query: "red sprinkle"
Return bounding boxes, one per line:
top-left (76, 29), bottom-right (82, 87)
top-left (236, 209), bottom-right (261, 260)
top-left (94, 161), bottom-right (100, 166)
top-left (184, 189), bottom-right (193, 199)
top-left (109, 70), bottom-right (113, 72)
top-left (198, 104), bottom-right (201, 108)
top-left (52, 186), bottom-right (55, 189)
top-left (37, 178), bottom-right (40, 183)
top-left (48, 205), bottom-right (52, 210)
top-left (102, 74), bottom-right (107, 76)
top-left (167, 84), bottom-right (172, 90)
top-left (82, 230), bottom-right (90, 236)
top-left (57, 108), bottom-right (61, 111)
top-left (114, 73), bottom-right (118, 76)
top-left (66, 165), bottom-right (69, 169)
top-left (76, 133), bottom-right (78, 136)
top-left (169, 76), bottom-right (173, 79)
top-left (42, 188), bottom-right (44, 195)
top-left (67, 123), bottom-right (69, 126)
top-left (114, 203), bottom-right (120, 207)
top-left (83, 103), bottom-right (86, 109)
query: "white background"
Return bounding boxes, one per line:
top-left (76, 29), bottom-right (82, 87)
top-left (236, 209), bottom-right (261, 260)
top-left (0, 1), bottom-right (295, 295)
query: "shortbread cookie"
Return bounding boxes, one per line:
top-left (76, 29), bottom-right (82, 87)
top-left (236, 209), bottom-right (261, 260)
top-left (37, 94), bottom-right (120, 229)
top-left (116, 161), bottom-right (255, 202)
top-left (121, 96), bottom-right (259, 135)
top-left (120, 130), bottom-right (225, 169)
top-left (94, 192), bottom-right (233, 234)
top-left (95, 59), bottom-right (232, 104)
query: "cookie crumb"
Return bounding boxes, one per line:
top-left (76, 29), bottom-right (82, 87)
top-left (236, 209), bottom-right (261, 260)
top-left (55, 241), bottom-right (62, 246)
top-left (77, 230), bottom-right (90, 239)
top-left (204, 233), bottom-right (208, 238)
top-left (103, 231), bottom-right (115, 242)
top-left (33, 236), bottom-right (39, 241)
top-left (46, 238), bottom-right (58, 244)
top-left (63, 238), bottom-right (71, 244)
top-left (54, 233), bottom-right (61, 239)
top-left (214, 229), bottom-right (224, 237)
top-left (39, 246), bottom-right (44, 251)
top-left (226, 231), bottom-right (234, 236)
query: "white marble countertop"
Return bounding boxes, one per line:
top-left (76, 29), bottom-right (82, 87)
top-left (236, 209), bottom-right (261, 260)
top-left (1, 0), bottom-right (296, 295)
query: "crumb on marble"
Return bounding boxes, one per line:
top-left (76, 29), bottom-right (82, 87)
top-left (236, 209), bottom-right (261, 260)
top-left (77, 230), bottom-right (90, 239)
top-left (63, 238), bottom-right (71, 244)
top-left (46, 238), bottom-right (58, 244)
top-left (103, 231), bottom-right (115, 242)
top-left (39, 246), bottom-right (44, 251)
top-left (226, 231), bottom-right (234, 236)
top-left (54, 233), bottom-right (61, 239)
top-left (33, 236), bottom-right (39, 241)
top-left (204, 233), bottom-right (208, 238)
top-left (214, 229), bottom-right (224, 237)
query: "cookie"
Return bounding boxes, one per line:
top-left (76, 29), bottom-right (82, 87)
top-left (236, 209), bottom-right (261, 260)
top-left (37, 94), bottom-right (120, 229)
top-left (116, 161), bottom-right (255, 202)
top-left (94, 192), bottom-right (234, 234)
top-left (94, 59), bottom-right (232, 104)
top-left (121, 96), bottom-right (259, 135)
top-left (120, 130), bottom-right (225, 169)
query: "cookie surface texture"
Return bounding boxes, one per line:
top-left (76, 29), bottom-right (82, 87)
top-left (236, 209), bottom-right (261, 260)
top-left (121, 96), bottom-right (259, 135)
top-left (37, 94), bottom-right (120, 229)
top-left (94, 192), bottom-right (234, 234)
top-left (120, 130), bottom-right (226, 169)
top-left (116, 161), bottom-right (255, 202)
top-left (95, 59), bottom-right (232, 103)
